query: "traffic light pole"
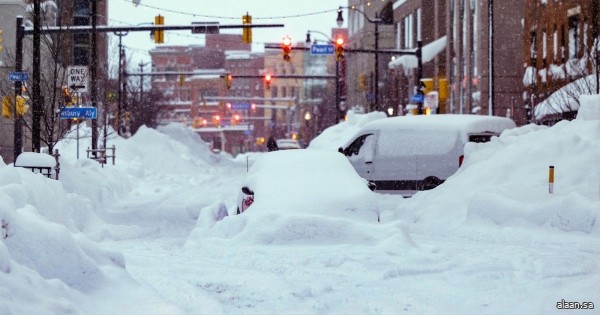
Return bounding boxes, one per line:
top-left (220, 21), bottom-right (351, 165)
top-left (13, 16), bottom-right (24, 163)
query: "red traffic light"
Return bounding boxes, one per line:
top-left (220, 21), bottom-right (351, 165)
top-left (282, 36), bottom-right (292, 61)
top-left (264, 74), bottom-right (272, 89)
top-left (282, 36), bottom-right (292, 46)
top-left (335, 37), bottom-right (344, 46)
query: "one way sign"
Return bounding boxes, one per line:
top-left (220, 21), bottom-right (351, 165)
top-left (67, 66), bottom-right (89, 93)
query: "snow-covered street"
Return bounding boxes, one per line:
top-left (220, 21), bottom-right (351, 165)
top-left (1, 107), bottom-right (599, 314)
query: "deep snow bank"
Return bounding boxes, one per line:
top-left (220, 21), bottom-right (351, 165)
top-left (396, 118), bottom-right (600, 235)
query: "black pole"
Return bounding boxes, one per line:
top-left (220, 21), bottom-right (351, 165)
top-left (115, 32), bottom-right (126, 136)
top-left (335, 59), bottom-right (341, 123)
top-left (417, 40), bottom-right (423, 115)
top-left (489, 0), bottom-right (494, 116)
top-left (374, 16), bottom-right (379, 112)
top-left (90, 0), bottom-right (98, 156)
top-left (32, 0), bottom-right (41, 152)
top-left (139, 61), bottom-right (145, 103)
top-left (13, 17), bottom-right (24, 163)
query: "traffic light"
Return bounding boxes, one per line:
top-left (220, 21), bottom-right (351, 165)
top-left (231, 113), bottom-right (241, 125)
top-left (419, 78), bottom-right (434, 94)
top-left (154, 15), bottom-right (164, 44)
top-left (335, 36), bottom-right (345, 61)
top-left (358, 73), bottom-right (367, 91)
top-left (224, 73), bottom-right (233, 89)
top-left (242, 13), bottom-right (252, 44)
top-left (282, 36), bottom-right (292, 61)
top-left (264, 74), bottom-right (272, 89)
top-left (2, 96), bottom-right (28, 118)
top-left (0, 28), bottom-right (4, 52)
top-left (212, 114), bottom-right (221, 126)
top-left (63, 87), bottom-right (72, 105)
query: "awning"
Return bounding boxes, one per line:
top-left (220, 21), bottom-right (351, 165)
top-left (388, 36), bottom-right (447, 70)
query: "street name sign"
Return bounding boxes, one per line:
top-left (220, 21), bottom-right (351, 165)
top-left (310, 44), bottom-right (334, 55)
top-left (411, 93), bottom-right (424, 103)
top-left (8, 71), bottom-right (29, 82)
top-left (67, 66), bottom-right (89, 93)
top-left (59, 107), bottom-right (97, 120)
top-left (231, 102), bottom-right (250, 110)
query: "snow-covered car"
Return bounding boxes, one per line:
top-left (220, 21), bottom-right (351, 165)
top-left (235, 149), bottom-right (379, 222)
top-left (275, 139), bottom-right (301, 150)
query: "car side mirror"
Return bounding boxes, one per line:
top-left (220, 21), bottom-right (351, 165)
top-left (367, 181), bottom-right (377, 191)
top-left (338, 147), bottom-right (344, 154)
top-left (241, 186), bottom-right (254, 195)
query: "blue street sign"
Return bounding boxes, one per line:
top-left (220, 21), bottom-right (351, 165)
top-left (8, 71), bottom-right (29, 82)
top-left (59, 107), bottom-right (97, 119)
top-left (310, 44), bottom-right (335, 55)
top-left (244, 129), bottom-right (252, 135)
top-left (411, 93), bottom-right (424, 103)
top-left (231, 102), bottom-right (250, 110)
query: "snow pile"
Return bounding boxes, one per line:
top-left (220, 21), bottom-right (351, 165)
top-left (396, 119), bottom-right (600, 235)
top-left (577, 94), bottom-right (600, 121)
top-left (308, 110), bottom-right (387, 150)
top-left (0, 165), bottom-right (126, 314)
top-left (189, 149), bottom-right (394, 246)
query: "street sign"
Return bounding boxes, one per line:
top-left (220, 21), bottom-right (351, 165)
top-left (411, 93), bottom-right (424, 103)
top-left (8, 71), bottom-right (29, 82)
top-left (67, 66), bottom-right (89, 93)
top-left (59, 107), bottom-right (97, 120)
top-left (191, 22), bottom-right (219, 34)
top-left (231, 102), bottom-right (250, 110)
top-left (310, 44), bottom-right (335, 55)
top-left (424, 91), bottom-right (439, 109)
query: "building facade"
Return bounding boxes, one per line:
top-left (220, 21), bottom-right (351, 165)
top-left (524, 0), bottom-right (599, 124)
top-left (263, 43), bottom-right (305, 141)
top-left (149, 34), bottom-right (268, 154)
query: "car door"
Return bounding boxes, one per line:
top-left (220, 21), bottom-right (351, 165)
top-left (370, 129), bottom-right (418, 192)
top-left (345, 133), bottom-right (376, 180)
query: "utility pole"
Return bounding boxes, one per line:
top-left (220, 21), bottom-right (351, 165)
top-left (32, 0), bottom-right (41, 152)
top-left (13, 16), bottom-right (24, 163)
top-left (90, 0), bottom-right (99, 156)
top-left (114, 31), bottom-right (127, 135)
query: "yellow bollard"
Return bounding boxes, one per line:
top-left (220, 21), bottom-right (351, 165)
top-left (548, 166), bottom-right (554, 194)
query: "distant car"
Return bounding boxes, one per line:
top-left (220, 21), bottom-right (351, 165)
top-left (275, 139), bottom-right (301, 150)
top-left (235, 149), bottom-right (379, 222)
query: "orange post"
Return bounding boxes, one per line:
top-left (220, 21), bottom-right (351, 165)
top-left (548, 165), bottom-right (554, 194)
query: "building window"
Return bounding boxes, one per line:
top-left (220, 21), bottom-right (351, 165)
top-left (568, 15), bottom-right (579, 59)
top-left (530, 30), bottom-right (537, 65)
top-left (542, 29), bottom-right (547, 66)
top-left (553, 26), bottom-right (558, 62)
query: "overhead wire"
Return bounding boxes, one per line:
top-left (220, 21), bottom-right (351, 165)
top-left (118, 0), bottom-right (340, 20)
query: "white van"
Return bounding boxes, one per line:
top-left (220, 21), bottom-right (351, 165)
top-left (338, 114), bottom-right (515, 196)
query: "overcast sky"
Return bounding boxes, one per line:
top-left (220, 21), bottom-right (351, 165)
top-left (108, 0), bottom-right (346, 66)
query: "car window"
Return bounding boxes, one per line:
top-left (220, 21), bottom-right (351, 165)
top-left (345, 134), bottom-right (373, 156)
top-left (348, 134), bottom-right (375, 162)
top-left (468, 134), bottom-right (497, 143)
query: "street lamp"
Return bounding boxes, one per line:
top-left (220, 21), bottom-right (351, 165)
top-left (336, 6), bottom-right (382, 112)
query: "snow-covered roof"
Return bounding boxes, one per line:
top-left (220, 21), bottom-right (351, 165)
top-left (388, 36), bottom-right (447, 71)
top-left (358, 114), bottom-right (515, 140)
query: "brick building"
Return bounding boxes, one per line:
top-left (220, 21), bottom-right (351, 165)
top-left (149, 34), bottom-right (268, 154)
top-left (524, 0), bottom-right (599, 125)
